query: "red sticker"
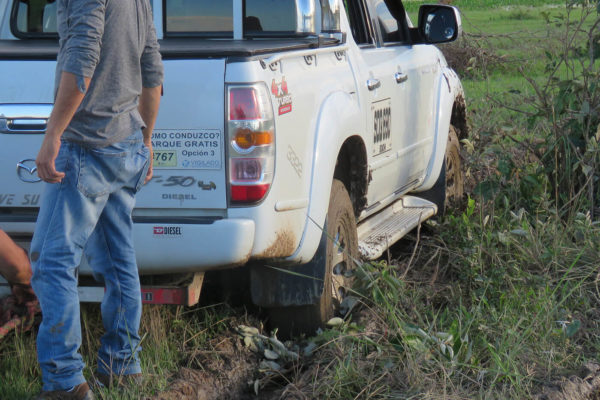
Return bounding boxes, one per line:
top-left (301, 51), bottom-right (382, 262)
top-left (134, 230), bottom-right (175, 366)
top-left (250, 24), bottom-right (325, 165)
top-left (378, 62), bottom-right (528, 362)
top-left (279, 104), bottom-right (292, 115)
top-left (272, 76), bottom-right (293, 116)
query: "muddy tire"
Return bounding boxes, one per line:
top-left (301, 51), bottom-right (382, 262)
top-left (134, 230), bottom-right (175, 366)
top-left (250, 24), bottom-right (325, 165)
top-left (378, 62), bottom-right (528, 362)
top-left (267, 180), bottom-right (359, 338)
top-left (420, 125), bottom-right (464, 215)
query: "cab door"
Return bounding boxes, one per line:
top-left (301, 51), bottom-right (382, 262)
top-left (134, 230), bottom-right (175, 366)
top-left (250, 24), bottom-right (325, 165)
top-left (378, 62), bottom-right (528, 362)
top-left (344, 0), bottom-right (406, 208)
top-left (364, 0), bottom-right (438, 196)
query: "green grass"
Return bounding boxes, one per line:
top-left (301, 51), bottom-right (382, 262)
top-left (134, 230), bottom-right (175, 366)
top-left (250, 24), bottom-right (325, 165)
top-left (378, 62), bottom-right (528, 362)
top-left (405, 0), bottom-right (563, 12)
top-left (0, 303), bottom-right (240, 399)
top-left (283, 196), bottom-right (599, 398)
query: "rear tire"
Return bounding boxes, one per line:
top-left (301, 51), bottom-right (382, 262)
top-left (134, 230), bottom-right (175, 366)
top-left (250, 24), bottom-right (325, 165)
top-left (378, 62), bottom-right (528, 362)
top-left (420, 125), bottom-right (464, 215)
top-left (267, 180), bottom-right (358, 338)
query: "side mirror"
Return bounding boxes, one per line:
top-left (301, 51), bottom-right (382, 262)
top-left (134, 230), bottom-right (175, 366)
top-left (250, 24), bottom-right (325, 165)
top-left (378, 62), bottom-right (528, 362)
top-left (418, 5), bottom-right (461, 44)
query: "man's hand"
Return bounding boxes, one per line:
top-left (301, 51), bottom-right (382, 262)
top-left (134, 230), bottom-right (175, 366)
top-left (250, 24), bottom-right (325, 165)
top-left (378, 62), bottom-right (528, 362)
top-left (36, 134), bottom-right (65, 183)
top-left (36, 71), bottom-right (89, 184)
top-left (139, 85), bottom-right (161, 185)
top-left (144, 141), bottom-right (154, 184)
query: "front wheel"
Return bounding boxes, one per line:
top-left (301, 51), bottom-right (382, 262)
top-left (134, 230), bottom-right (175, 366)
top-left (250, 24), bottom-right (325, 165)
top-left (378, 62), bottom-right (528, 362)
top-left (266, 179), bottom-right (359, 337)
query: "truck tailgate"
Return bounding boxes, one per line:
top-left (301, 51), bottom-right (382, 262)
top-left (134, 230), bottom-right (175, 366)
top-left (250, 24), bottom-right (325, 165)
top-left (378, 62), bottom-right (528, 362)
top-left (138, 59), bottom-right (227, 210)
top-left (0, 58), bottom-right (227, 226)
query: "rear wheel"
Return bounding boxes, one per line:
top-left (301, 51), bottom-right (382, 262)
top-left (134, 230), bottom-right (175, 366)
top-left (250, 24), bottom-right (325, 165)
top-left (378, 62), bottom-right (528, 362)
top-left (420, 125), bottom-right (464, 214)
top-left (267, 180), bottom-right (358, 337)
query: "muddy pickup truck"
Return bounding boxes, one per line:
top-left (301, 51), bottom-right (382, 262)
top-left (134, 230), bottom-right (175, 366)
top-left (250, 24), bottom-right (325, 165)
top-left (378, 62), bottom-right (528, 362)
top-left (0, 0), bottom-right (466, 334)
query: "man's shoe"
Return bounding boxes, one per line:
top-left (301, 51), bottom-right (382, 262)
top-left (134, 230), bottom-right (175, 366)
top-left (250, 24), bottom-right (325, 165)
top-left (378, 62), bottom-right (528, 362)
top-left (36, 382), bottom-right (95, 400)
top-left (95, 372), bottom-right (142, 389)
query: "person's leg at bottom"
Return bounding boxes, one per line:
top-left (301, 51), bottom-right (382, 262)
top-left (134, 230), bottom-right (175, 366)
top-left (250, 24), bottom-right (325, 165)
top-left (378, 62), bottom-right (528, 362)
top-left (87, 186), bottom-right (142, 378)
top-left (31, 143), bottom-right (107, 392)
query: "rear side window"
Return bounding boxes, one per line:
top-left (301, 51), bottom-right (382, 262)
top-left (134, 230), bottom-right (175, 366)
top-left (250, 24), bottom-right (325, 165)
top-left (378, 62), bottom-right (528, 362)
top-left (164, 0), bottom-right (297, 37)
top-left (11, 0), bottom-right (58, 38)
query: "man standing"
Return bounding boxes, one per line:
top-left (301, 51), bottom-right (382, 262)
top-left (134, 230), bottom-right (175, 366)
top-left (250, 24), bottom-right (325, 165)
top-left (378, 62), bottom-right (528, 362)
top-left (31, 0), bottom-right (163, 398)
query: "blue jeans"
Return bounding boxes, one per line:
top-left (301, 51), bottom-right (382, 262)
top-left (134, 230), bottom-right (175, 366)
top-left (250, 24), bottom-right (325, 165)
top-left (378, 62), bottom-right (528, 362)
top-left (30, 131), bottom-right (149, 391)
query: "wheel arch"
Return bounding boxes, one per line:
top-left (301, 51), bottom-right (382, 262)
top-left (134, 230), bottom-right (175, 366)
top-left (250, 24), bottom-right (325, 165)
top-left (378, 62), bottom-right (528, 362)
top-left (451, 92), bottom-right (468, 140)
top-left (416, 69), bottom-right (466, 192)
top-left (333, 135), bottom-right (369, 218)
top-left (250, 90), bottom-right (364, 309)
top-left (285, 90), bottom-right (364, 265)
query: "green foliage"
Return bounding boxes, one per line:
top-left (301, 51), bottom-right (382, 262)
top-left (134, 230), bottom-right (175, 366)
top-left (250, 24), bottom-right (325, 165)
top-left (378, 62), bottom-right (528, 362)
top-left (297, 196), bottom-right (599, 398)
top-left (404, 0), bottom-right (562, 12)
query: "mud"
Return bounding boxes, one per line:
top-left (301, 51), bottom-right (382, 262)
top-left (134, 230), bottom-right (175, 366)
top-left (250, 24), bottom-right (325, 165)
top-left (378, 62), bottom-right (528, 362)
top-left (255, 230), bottom-right (296, 259)
top-left (451, 93), bottom-right (468, 140)
top-left (152, 335), bottom-right (259, 400)
top-left (536, 362), bottom-right (600, 400)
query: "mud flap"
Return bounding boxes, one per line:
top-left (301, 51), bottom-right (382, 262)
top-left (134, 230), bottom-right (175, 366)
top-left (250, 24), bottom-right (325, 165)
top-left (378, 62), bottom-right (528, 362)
top-left (250, 218), bottom-right (328, 307)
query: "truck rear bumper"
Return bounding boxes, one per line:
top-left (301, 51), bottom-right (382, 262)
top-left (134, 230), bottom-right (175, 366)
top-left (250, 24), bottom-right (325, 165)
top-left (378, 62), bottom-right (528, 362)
top-left (0, 218), bottom-right (255, 274)
top-left (125, 219), bottom-right (255, 274)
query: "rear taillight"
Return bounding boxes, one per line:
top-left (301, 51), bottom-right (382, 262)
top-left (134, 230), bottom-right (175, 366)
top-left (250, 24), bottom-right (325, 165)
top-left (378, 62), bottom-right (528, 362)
top-left (227, 84), bottom-right (275, 205)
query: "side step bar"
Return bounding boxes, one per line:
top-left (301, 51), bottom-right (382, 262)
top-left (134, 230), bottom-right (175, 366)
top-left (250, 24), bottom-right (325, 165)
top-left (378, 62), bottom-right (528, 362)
top-left (0, 272), bottom-right (204, 307)
top-left (357, 196), bottom-right (437, 260)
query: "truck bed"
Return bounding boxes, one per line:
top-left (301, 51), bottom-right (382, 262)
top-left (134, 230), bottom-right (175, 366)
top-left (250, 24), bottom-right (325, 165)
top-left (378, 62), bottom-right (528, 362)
top-left (0, 37), bottom-right (339, 60)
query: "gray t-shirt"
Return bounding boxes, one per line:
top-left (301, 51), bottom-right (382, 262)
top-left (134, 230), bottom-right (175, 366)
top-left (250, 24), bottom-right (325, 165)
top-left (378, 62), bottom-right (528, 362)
top-left (56, 0), bottom-right (164, 148)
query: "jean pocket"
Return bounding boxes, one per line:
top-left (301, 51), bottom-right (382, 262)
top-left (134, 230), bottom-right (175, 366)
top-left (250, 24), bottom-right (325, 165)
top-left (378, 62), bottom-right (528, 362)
top-left (77, 147), bottom-right (123, 198)
top-left (133, 145), bottom-right (150, 193)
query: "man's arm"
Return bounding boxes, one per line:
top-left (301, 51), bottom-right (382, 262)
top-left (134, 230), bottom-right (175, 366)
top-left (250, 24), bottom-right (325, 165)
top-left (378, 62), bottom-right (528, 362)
top-left (138, 86), bottom-right (162, 183)
top-left (139, 1), bottom-right (164, 184)
top-left (36, 72), bottom-right (90, 183)
top-left (36, 0), bottom-right (105, 183)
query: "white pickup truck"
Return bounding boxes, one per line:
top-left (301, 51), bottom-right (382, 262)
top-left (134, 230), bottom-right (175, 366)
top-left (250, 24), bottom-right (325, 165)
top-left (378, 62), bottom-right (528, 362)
top-left (0, 0), bottom-right (466, 335)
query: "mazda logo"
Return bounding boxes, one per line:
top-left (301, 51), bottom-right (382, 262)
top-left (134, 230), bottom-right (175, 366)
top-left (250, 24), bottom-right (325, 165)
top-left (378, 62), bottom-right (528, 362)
top-left (16, 159), bottom-right (41, 183)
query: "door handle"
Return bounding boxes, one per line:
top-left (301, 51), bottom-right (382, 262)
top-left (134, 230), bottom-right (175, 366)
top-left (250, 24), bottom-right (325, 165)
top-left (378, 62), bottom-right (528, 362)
top-left (395, 72), bottom-right (408, 83)
top-left (0, 104), bottom-right (52, 134)
top-left (367, 78), bottom-right (381, 91)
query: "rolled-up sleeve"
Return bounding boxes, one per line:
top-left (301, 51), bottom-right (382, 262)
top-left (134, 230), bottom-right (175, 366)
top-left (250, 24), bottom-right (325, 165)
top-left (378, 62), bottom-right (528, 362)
top-left (141, 17), bottom-right (164, 88)
top-left (62, 0), bottom-right (106, 83)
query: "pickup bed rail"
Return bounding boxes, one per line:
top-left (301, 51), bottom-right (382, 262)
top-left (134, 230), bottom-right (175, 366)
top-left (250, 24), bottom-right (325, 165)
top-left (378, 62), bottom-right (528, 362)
top-left (0, 37), bottom-right (341, 60)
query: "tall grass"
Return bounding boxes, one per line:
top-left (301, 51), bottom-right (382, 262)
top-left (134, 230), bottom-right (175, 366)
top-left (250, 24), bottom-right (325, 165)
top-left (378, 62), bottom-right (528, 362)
top-left (0, 303), bottom-right (242, 399)
top-left (275, 204), bottom-right (599, 398)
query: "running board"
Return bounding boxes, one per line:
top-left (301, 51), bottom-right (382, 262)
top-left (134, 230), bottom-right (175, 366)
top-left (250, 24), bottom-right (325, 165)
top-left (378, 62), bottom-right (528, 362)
top-left (357, 196), bottom-right (437, 260)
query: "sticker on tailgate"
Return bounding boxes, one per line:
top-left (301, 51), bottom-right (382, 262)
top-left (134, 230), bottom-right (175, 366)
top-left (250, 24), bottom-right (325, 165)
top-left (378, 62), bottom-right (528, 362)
top-left (151, 129), bottom-right (221, 170)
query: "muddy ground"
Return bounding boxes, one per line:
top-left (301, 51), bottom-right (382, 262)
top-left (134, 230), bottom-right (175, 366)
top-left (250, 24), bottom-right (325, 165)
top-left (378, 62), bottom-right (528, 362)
top-left (151, 240), bottom-right (600, 400)
top-left (151, 314), bottom-right (600, 400)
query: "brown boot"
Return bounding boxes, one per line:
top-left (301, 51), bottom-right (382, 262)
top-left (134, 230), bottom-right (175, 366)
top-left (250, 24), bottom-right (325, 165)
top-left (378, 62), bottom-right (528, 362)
top-left (36, 382), bottom-right (95, 400)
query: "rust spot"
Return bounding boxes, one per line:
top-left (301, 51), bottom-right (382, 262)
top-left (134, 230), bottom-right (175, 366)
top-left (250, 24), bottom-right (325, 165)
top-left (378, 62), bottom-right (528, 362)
top-left (255, 230), bottom-right (296, 259)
